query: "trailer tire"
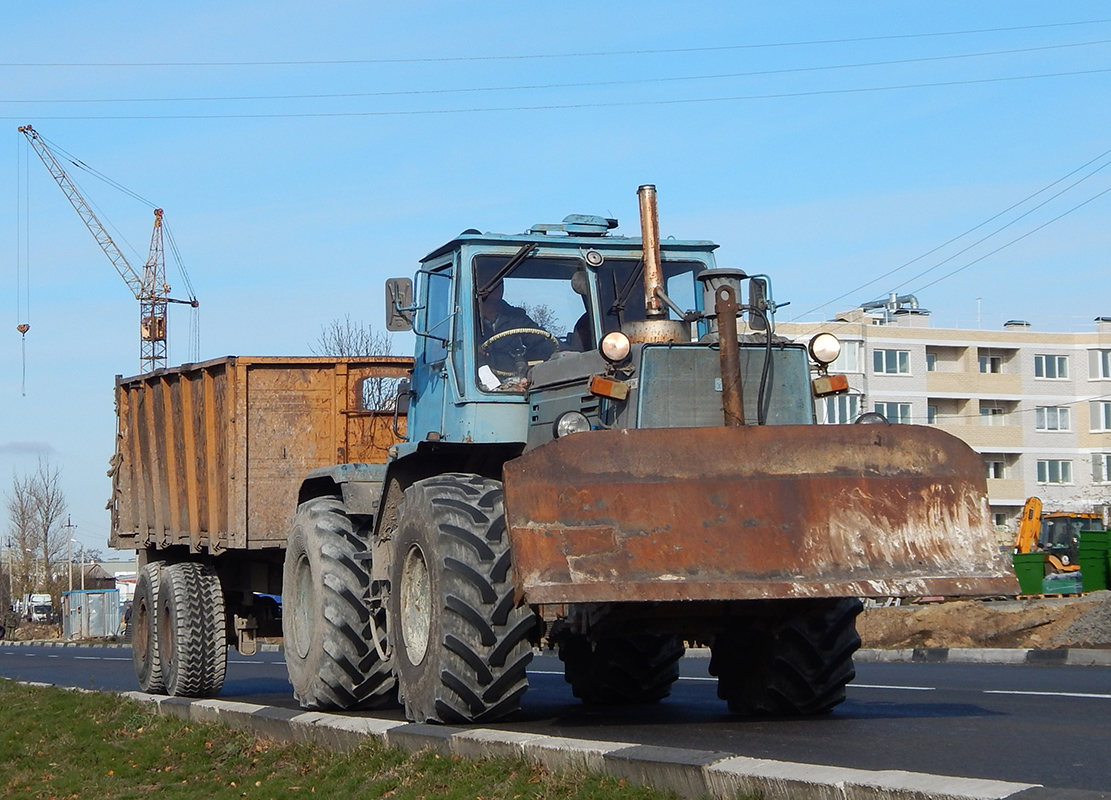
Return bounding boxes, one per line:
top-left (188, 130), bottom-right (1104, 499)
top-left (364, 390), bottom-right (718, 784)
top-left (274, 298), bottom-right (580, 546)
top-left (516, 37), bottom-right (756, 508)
top-left (389, 473), bottom-right (536, 724)
top-left (283, 497), bottom-right (395, 711)
top-left (157, 562), bottom-right (227, 698)
top-left (710, 598), bottom-right (862, 716)
top-left (132, 561), bottom-right (165, 694)
top-left (560, 634), bottom-right (684, 704)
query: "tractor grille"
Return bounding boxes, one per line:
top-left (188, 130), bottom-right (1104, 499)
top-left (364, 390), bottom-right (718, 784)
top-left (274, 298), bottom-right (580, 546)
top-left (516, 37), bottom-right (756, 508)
top-left (637, 344), bottom-right (814, 428)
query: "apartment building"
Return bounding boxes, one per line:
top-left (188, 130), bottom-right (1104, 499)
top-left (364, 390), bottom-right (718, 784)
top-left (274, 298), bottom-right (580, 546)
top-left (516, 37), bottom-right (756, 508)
top-left (776, 298), bottom-right (1111, 540)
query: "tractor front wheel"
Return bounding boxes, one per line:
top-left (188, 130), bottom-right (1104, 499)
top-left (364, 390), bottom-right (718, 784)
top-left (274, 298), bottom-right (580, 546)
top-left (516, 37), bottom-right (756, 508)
top-left (388, 473), bottom-right (536, 723)
top-left (710, 598), bottom-right (862, 716)
top-left (560, 634), bottom-right (684, 704)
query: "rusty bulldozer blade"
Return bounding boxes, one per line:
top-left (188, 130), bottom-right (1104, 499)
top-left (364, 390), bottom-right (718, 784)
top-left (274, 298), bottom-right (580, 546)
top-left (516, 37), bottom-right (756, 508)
top-left (503, 424), bottom-right (1018, 604)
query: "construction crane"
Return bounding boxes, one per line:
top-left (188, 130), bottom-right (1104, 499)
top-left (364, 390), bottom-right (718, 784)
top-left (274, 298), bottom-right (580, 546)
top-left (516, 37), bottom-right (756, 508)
top-left (17, 124), bottom-right (198, 372)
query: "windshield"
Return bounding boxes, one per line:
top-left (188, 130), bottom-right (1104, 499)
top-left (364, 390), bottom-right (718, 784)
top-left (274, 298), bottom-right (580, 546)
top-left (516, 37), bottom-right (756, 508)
top-left (596, 258), bottom-right (701, 332)
top-left (474, 254), bottom-right (591, 392)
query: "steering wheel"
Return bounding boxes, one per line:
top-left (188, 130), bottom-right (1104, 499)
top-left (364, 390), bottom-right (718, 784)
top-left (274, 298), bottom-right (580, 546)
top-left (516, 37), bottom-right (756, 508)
top-left (480, 327), bottom-right (560, 377)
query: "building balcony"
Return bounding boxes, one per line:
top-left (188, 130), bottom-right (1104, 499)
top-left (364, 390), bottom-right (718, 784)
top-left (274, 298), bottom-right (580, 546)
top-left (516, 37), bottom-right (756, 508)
top-left (985, 478), bottom-right (1027, 505)
top-left (925, 371), bottom-right (1023, 396)
top-left (934, 422), bottom-right (1024, 449)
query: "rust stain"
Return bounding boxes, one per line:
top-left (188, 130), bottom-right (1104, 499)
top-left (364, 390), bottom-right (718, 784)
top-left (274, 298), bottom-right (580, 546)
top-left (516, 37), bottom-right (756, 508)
top-left (504, 425), bottom-right (1018, 603)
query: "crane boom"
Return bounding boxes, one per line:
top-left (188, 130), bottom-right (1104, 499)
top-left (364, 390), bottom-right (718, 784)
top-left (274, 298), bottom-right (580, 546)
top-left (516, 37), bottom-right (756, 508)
top-left (17, 124), bottom-right (194, 371)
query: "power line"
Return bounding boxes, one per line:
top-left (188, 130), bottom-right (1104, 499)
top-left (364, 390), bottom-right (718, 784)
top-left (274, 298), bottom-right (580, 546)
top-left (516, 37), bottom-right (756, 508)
top-left (4, 38), bottom-right (1108, 106)
top-left (2, 66), bottom-right (1108, 122)
top-left (893, 161), bottom-right (1111, 292)
top-left (793, 145), bottom-right (1111, 321)
top-left (911, 184), bottom-right (1111, 294)
top-left (2, 18), bottom-right (1109, 67)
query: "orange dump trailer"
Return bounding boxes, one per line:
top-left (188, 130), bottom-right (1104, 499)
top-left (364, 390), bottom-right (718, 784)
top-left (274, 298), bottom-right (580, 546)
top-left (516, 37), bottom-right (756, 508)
top-left (109, 356), bottom-right (411, 689)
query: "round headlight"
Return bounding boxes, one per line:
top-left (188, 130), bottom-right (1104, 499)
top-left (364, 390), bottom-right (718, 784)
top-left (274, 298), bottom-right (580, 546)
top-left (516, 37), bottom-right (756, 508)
top-left (854, 411), bottom-right (890, 425)
top-left (600, 331), bottom-right (631, 362)
top-left (553, 411), bottom-right (591, 438)
top-left (808, 332), bottom-right (842, 365)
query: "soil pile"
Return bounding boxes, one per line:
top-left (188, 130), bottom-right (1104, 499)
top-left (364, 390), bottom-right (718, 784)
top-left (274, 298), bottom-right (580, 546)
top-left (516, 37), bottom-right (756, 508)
top-left (858, 590), bottom-right (1111, 649)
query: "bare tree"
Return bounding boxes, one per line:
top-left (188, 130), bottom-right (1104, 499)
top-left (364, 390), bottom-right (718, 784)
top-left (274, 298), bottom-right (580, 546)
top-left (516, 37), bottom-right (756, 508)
top-left (5, 460), bottom-right (68, 606)
top-left (311, 316), bottom-right (400, 411)
top-left (6, 472), bottom-right (36, 600)
top-left (521, 303), bottom-right (567, 339)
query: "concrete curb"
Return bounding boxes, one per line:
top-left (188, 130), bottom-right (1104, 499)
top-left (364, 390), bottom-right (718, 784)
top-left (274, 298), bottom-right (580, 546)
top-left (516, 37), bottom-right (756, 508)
top-left (110, 689), bottom-right (1045, 800)
top-left (854, 649), bottom-right (1111, 667)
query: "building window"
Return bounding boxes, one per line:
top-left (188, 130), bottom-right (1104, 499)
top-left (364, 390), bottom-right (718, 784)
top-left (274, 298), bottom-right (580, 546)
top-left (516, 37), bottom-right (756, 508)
top-left (980, 406), bottom-right (1006, 426)
top-left (1035, 406), bottom-right (1071, 431)
top-left (821, 393), bottom-right (860, 425)
top-left (1092, 401), bottom-right (1111, 432)
top-left (993, 512), bottom-right (1009, 527)
top-left (926, 353), bottom-right (937, 372)
top-left (1094, 453), bottom-right (1111, 484)
top-left (1037, 459), bottom-right (1072, 484)
top-left (874, 401), bottom-right (911, 424)
top-left (985, 460), bottom-right (1005, 479)
top-left (979, 355), bottom-right (1002, 374)
top-left (1090, 350), bottom-right (1111, 380)
top-left (1034, 354), bottom-right (1068, 379)
top-left (927, 405), bottom-right (938, 424)
top-left (831, 341), bottom-right (862, 373)
top-left (873, 349), bottom-right (910, 375)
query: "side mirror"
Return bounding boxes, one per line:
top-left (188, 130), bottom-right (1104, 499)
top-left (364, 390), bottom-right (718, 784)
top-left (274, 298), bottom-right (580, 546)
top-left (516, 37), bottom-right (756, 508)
top-left (385, 278), bottom-right (414, 331)
top-left (748, 278), bottom-right (768, 331)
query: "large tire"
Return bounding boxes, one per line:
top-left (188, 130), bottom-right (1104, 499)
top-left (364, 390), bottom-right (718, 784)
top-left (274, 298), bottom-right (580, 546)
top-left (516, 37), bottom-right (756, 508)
top-left (283, 497), bottom-right (395, 710)
top-left (388, 473), bottom-right (536, 724)
top-left (560, 634), bottom-right (684, 704)
top-left (710, 598), bottom-right (862, 716)
top-left (157, 562), bottom-right (227, 698)
top-left (132, 561), bottom-right (165, 694)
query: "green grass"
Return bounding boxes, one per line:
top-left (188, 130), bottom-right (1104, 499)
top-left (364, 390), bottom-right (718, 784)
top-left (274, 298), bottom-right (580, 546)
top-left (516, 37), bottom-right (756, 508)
top-left (0, 680), bottom-right (680, 800)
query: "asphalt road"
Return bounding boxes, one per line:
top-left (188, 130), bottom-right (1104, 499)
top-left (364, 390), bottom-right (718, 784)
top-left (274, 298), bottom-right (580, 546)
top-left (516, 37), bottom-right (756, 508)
top-left (2, 644), bottom-right (1108, 792)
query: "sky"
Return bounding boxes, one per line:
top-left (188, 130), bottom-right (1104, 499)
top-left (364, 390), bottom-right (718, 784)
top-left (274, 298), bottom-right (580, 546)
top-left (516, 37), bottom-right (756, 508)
top-left (1, 2), bottom-right (1109, 557)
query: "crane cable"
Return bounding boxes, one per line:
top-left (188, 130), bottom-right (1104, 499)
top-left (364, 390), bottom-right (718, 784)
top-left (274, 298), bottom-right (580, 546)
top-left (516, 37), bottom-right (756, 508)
top-left (15, 133), bottom-right (31, 394)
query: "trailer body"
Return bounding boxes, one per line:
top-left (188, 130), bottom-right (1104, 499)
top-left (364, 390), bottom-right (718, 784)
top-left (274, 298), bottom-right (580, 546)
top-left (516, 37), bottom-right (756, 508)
top-left (110, 355), bottom-right (411, 661)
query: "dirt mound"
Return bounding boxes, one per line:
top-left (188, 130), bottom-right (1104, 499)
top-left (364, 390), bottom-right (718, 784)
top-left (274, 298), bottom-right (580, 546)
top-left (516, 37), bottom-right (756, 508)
top-left (858, 590), bottom-right (1111, 650)
top-left (8, 623), bottom-right (62, 642)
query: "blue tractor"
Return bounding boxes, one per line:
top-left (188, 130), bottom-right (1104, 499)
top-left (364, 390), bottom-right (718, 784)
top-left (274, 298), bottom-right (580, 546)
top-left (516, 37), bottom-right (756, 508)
top-left (283, 186), bottom-right (1016, 723)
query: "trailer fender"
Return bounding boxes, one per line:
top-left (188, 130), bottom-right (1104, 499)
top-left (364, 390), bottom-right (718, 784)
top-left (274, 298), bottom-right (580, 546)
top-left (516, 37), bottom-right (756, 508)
top-left (298, 463), bottom-right (388, 514)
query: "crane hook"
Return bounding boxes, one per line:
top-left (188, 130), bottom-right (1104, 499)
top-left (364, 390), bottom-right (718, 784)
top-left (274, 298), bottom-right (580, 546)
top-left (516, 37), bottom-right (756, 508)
top-left (16, 324), bottom-right (29, 336)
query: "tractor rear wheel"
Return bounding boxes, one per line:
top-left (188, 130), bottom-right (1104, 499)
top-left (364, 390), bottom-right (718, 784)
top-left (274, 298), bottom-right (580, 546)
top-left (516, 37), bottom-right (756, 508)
top-left (710, 598), bottom-right (862, 716)
top-left (283, 497), bottom-right (395, 710)
top-left (560, 634), bottom-right (684, 704)
top-left (388, 473), bottom-right (536, 723)
top-left (132, 561), bottom-right (165, 694)
top-left (157, 562), bottom-right (227, 698)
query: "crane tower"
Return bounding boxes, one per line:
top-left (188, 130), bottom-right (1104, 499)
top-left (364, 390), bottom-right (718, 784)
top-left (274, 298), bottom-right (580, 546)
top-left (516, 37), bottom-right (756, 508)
top-left (18, 124), bottom-right (197, 372)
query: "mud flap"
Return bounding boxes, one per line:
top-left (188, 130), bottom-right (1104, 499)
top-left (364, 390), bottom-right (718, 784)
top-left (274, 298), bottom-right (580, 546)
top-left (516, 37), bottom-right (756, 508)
top-left (503, 425), bottom-right (1018, 604)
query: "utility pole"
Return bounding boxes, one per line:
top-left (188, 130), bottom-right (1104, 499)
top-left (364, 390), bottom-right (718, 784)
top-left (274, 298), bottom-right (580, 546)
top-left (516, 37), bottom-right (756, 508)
top-left (64, 517), bottom-right (77, 593)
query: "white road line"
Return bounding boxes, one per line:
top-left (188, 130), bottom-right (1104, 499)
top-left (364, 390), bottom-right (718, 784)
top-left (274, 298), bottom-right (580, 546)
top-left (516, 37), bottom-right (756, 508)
top-left (985, 689), bottom-right (1111, 700)
top-left (849, 683), bottom-right (936, 691)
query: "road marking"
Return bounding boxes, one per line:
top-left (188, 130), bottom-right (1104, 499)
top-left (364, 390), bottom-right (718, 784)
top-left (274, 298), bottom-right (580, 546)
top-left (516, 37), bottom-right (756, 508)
top-left (985, 689), bottom-right (1111, 700)
top-left (849, 683), bottom-right (936, 691)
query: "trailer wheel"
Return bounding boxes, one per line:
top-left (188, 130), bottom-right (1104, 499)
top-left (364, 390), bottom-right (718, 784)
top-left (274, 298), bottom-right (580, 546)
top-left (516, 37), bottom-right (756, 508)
top-left (157, 562), bottom-right (227, 698)
top-left (132, 561), bottom-right (165, 693)
top-left (389, 473), bottom-right (536, 723)
top-left (560, 634), bottom-right (684, 704)
top-left (710, 598), bottom-right (862, 716)
top-left (283, 497), bottom-right (395, 710)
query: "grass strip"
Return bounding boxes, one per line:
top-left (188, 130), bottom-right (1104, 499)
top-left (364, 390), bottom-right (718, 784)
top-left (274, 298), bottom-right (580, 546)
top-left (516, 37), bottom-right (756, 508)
top-left (0, 679), bottom-right (679, 800)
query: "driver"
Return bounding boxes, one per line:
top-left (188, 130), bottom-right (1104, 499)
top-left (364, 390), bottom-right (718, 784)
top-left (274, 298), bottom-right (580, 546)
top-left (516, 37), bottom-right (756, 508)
top-left (477, 278), bottom-right (556, 382)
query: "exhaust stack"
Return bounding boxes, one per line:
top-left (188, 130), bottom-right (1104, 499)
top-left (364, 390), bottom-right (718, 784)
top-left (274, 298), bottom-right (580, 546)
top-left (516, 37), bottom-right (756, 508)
top-left (627, 185), bottom-right (690, 343)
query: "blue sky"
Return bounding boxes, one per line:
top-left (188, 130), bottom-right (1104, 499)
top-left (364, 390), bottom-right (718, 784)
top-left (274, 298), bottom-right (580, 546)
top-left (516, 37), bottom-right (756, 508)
top-left (1, 2), bottom-right (1109, 554)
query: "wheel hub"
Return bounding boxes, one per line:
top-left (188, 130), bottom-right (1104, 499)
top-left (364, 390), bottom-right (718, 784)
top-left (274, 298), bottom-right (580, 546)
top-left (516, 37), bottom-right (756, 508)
top-left (400, 544), bottom-right (431, 665)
